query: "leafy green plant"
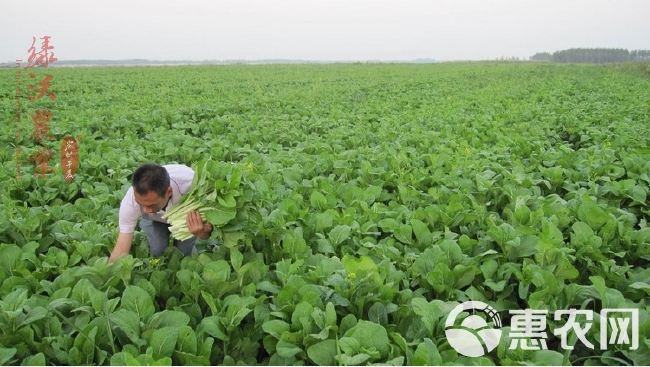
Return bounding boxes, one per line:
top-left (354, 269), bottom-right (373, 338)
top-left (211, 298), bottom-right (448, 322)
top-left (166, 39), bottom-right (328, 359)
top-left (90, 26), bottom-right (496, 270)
top-left (0, 62), bottom-right (648, 365)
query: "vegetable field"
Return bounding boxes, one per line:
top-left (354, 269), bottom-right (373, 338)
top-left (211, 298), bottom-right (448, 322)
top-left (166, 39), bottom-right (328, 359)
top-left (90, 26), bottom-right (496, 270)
top-left (1, 62), bottom-right (649, 365)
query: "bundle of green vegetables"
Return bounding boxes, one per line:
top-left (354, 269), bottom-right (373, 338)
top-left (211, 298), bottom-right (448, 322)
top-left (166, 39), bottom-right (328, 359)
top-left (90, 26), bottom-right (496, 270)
top-left (162, 160), bottom-right (245, 241)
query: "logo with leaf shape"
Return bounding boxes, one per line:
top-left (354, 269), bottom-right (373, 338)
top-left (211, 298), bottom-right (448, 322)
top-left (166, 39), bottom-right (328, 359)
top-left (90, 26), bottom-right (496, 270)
top-left (445, 301), bottom-right (503, 357)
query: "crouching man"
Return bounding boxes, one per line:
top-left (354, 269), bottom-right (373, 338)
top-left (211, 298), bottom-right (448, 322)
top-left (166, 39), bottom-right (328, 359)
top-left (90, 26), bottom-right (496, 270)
top-left (109, 163), bottom-right (212, 263)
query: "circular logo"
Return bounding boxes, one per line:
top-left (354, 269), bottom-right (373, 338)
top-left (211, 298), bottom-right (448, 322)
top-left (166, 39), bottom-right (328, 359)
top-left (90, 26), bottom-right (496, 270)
top-left (445, 301), bottom-right (503, 357)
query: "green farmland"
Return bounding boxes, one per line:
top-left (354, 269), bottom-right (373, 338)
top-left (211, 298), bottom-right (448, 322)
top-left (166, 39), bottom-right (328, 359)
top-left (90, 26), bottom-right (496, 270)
top-left (1, 62), bottom-right (649, 365)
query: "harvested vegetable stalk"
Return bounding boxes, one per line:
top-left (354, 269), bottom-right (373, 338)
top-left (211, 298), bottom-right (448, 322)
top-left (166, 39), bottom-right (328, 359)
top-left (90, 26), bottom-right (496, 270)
top-left (162, 160), bottom-right (243, 241)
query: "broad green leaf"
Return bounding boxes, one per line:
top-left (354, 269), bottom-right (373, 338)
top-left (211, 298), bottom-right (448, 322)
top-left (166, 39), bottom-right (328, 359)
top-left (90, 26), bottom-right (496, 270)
top-left (148, 310), bottom-right (191, 329)
top-left (511, 235), bottom-right (538, 258)
top-left (151, 326), bottom-right (179, 359)
top-left (276, 339), bottom-right (302, 358)
top-left (200, 337), bottom-right (214, 358)
top-left (625, 345), bottom-right (650, 366)
top-left (200, 316), bottom-right (228, 341)
top-left (223, 294), bottom-right (256, 327)
top-left (175, 325), bottom-right (198, 355)
top-left (135, 353), bottom-right (172, 366)
top-left (71, 278), bottom-right (104, 311)
top-left (17, 306), bottom-right (48, 328)
top-left (342, 255), bottom-right (379, 284)
top-left (21, 352), bottom-right (46, 366)
top-left (313, 257), bottom-right (344, 279)
top-left (313, 212), bottom-right (335, 232)
top-left (291, 301), bottom-right (314, 330)
top-left (110, 309), bottom-right (142, 343)
top-left (205, 206), bottom-right (237, 226)
top-left (413, 338), bottom-right (442, 366)
top-left (577, 196), bottom-right (609, 230)
top-left (480, 259), bottom-right (499, 279)
top-left (571, 221), bottom-right (597, 245)
top-left (343, 320), bottom-right (390, 358)
top-left (390, 331), bottom-right (410, 357)
top-left (453, 265), bottom-right (477, 289)
top-left (336, 353), bottom-right (371, 365)
top-left (589, 275), bottom-right (627, 308)
top-left (281, 228), bottom-right (308, 257)
top-left (340, 314), bottom-right (358, 335)
top-left (310, 307), bottom-right (327, 330)
top-left (134, 278), bottom-right (156, 301)
top-left (590, 275), bottom-right (609, 307)
top-left (629, 282), bottom-right (650, 295)
top-left (223, 231), bottom-right (246, 249)
top-left (121, 285), bottom-right (155, 321)
top-left (413, 247), bottom-right (438, 275)
top-left (73, 325), bottom-right (97, 364)
top-left (439, 239), bottom-right (464, 265)
top-left (410, 219), bottom-right (431, 244)
top-left (325, 302), bottom-right (337, 327)
top-left (310, 191), bottom-right (328, 210)
top-left (363, 185), bottom-right (382, 205)
top-left (454, 356), bottom-right (496, 365)
top-left (110, 351), bottom-right (136, 366)
top-left (307, 339), bottom-right (337, 366)
top-left (172, 351), bottom-right (209, 366)
top-left (1, 288), bottom-right (28, 316)
top-left (0, 347), bottom-right (17, 365)
top-left (514, 199), bottom-right (532, 224)
top-left (0, 244), bottom-right (22, 275)
top-left (317, 239), bottom-right (334, 254)
top-left (540, 218), bottom-right (564, 245)
top-left (378, 218), bottom-right (400, 232)
top-left (328, 225), bottom-right (351, 246)
top-left (487, 223), bottom-right (517, 248)
top-left (487, 279), bottom-right (508, 292)
top-left (202, 259), bottom-right (231, 286)
top-left (394, 224), bottom-right (413, 245)
top-left (230, 249), bottom-right (244, 272)
top-left (262, 319), bottom-right (291, 339)
top-left (530, 350), bottom-right (564, 366)
top-left (368, 302), bottom-right (388, 326)
top-left (217, 193), bottom-right (237, 208)
top-left (68, 348), bottom-right (83, 366)
top-left (426, 263), bottom-right (454, 293)
top-left (226, 166), bottom-right (243, 188)
top-left (598, 219), bottom-right (618, 244)
top-left (555, 257), bottom-right (579, 280)
top-left (626, 185), bottom-right (646, 203)
top-left (339, 336), bottom-right (361, 354)
top-left (150, 270), bottom-right (171, 298)
top-left (411, 298), bottom-right (450, 335)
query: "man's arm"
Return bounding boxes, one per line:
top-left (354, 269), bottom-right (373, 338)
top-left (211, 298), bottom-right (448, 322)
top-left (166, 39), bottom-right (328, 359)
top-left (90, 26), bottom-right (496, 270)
top-left (109, 231), bottom-right (134, 263)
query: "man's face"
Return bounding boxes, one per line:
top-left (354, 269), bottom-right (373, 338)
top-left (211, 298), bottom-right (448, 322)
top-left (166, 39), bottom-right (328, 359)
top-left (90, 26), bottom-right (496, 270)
top-left (134, 187), bottom-right (172, 214)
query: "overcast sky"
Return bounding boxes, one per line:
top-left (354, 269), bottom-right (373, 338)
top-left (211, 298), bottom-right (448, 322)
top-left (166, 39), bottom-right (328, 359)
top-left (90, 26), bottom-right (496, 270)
top-left (2, 0), bottom-right (649, 63)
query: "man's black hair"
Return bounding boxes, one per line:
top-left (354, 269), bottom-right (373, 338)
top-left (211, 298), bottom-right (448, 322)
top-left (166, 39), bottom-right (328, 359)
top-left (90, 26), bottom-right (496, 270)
top-left (132, 163), bottom-right (170, 198)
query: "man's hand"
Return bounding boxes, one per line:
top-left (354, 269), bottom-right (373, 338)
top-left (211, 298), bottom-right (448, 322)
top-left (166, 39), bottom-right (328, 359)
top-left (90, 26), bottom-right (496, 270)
top-left (109, 232), bottom-right (134, 263)
top-left (186, 210), bottom-right (213, 240)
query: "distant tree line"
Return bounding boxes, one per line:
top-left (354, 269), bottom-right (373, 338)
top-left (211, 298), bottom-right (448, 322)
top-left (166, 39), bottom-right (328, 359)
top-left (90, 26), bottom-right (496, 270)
top-left (530, 48), bottom-right (650, 63)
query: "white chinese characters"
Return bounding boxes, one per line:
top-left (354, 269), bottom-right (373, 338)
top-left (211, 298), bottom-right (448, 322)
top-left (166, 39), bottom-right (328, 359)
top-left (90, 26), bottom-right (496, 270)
top-left (508, 308), bottom-right (638, 351)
